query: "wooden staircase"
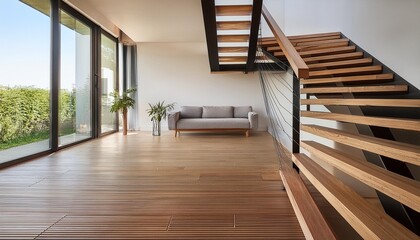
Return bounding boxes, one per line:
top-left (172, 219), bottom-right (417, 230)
top-left (292, 153), bottom-right (418, 239)
top-left (201, 0), bottom-right (262, 72)
top-left (200, 3), bottom-right (420, 238)
top-left (260, 8), bottom-right (420, 239)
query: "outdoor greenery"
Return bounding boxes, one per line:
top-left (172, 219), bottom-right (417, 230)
top-left (0, 86), bottom-right (76, 150)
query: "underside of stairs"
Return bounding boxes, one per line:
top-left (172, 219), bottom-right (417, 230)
top-left (201, 0), bottom-right (262, 72)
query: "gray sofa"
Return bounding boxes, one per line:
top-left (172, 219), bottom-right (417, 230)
top-left (168, 106), bottom-right (258, 137)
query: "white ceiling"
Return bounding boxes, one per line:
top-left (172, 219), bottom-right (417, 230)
top-left (80, 0), bottom-right (206, 42)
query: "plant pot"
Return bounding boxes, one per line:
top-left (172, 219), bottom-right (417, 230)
top-left (152, 119), bottom-right (161, 136)
top-left (122, 109), bottom-right (128, 135)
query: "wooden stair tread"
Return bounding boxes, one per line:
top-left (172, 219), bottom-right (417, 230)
top-left (280, 165), bottom-right (336, 239)
top-left (268, 41), bottom-right (349, 52)
top-left (308, 58), bottom-right (373, 70)
top-left (296, 42), bottom-right (349, 52)
top-left (219, 56), bottom-right (247, 62)
top-left (303, 52), bottom-right (364, 64)
top-left (275, 46), bottom-right (356, 58)
top-left (256, 33), bottom-right (340, 43)
top-left (301, 141), bottom-right (420, 212)
top-left (258, 37), bottom-right (349, 47)
top-left (260, 37), bottom-right (276, 41)
top-left (301, 111), bottom-right (420, 132)
top-left (287, 32), bottom-right (341, 40)
top-left (296, 38), bottom-right (350, 47)
top-left (215, 5), bottom-right (253, 16)
top-left (301, 124), bottom-right (420, 166)
top-left (259, 40), bottom-right (279, 47)
top-left (218, 47), bottom-right (248, 53)
top-left (289, 35), bottom-right (342, 44)
top-left (218, 35), bottom-right (249, 42)
top-left (301, 73), bottom-right (394, 85)
top-left (301, 98), bottom-right (420, 107)
top-left (301, 85), bottom-right (407, 94)
top-left (309, 65), bottom-right (382, 78)
top-left (292, 153), bottom-right (418, 240)
top-left (216, 21), bottom-right (251, 30)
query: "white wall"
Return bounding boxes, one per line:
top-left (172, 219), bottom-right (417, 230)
top-left (261, 0), bottom-right (285, 37)
top-left (284, 0), bottom-right (420, 89)
top-left (136, 42), bottom-right (268, 131)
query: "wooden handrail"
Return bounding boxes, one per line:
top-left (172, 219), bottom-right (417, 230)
top-left (261, 5), bottom-right (309, 78)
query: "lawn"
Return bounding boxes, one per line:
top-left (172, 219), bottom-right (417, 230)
top-left (0, 130), bottom-right (49, 150)
top-left (0, 127), bottom-right (76, 151)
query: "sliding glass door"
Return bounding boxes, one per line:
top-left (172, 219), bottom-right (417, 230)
top-left (59, 9), bottom-right (92, 146)
top-left (0, 0), bottom-right (51, 164)
top-left (100, 33), bottom-right (118, 134)
top-left (0, 0), bottom-right (121, 166)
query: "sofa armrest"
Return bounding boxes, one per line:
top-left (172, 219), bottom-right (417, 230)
top-left (248, 112), bottom-right (258, 130)
top-left (167, 111), bottom-right (180, 130)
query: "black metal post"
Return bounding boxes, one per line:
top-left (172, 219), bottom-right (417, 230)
top-left (92, 26), bottom-right (100, 138)
top-left (50, 0), bottom-right (60, 151)
top-left (292, 74), bottom-right (300, 172)
top-left (245, 0), bottom-right (263, 72)
top-left (122, 46), bottom-right (128, 91)
top-left (201, 0), bottom-right (219, 72)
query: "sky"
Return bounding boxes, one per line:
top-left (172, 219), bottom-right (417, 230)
top-left (0, 0), bottom-right (81, 90)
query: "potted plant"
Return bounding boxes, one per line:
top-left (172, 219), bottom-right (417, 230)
top-left (146, 101), bottom-right (175, 136)
top-left (110, 88), bottom-right (137, 135)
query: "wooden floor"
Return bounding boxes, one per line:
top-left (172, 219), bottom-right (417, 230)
top-left (0, 131), bottom-right (304, 239)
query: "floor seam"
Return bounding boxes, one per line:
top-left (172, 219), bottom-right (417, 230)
top-left (33, 214), bottom-right (67, 239)
top-left (28, 178), bottom-right (45, 188)
top-left (166, 215), bottom-right (173, 231)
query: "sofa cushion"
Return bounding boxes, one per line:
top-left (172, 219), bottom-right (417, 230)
top-left (177, 118), bottom-right (250, 129)
top-left (180, 106), bottom-right (202, 118)
top-left (202, 106), bottom-right (233, 118)
top-left (234, 106), bottom-right (252, 118)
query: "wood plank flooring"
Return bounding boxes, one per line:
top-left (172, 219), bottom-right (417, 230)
top-left (0, 131), bottom-right (304, 239)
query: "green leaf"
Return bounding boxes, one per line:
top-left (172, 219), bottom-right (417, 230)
top-left (109, 88), bottom-right (137, 114)
top-left (145, 101), bottom-right (175, 121)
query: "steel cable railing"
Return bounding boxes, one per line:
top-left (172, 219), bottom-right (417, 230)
top-left (256, 42), bottom-right (302, 168)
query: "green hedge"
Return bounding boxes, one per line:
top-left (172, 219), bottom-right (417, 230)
top-left (0, 87), bottom-right (75, 143)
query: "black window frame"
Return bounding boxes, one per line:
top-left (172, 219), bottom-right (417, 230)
top-left (0, 0), bottom-right (121, 169)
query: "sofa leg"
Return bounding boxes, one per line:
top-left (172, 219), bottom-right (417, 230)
top-left (175, 130), bottom-right (178, 137)
top-left (246, 130), bottom-right (249, 137)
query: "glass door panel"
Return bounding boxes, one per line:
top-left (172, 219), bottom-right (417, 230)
top-left (101, 33), bottom-right (118, 134)
top-left (0, 0), bottom-right (51, 163)
top-left (59, 10), bottom-right (92, 146)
